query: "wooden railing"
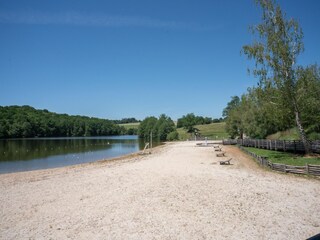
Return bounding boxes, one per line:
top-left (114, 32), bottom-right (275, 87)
top-left (239, 146), bottom-right (320, 177)
top-left (223, 139), bottom-right (320, 154)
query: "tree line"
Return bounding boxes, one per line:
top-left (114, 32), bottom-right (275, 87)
top-left (112, 118), bottom-right (141, 124)
top-left (0, 105), bottom-right (127, 138)
top-left (177, 113), bottom-right (222, 130)
top-left (224, 0), bottom-right (320, 152)
top-left (1, 106), bottom-right (221, 141)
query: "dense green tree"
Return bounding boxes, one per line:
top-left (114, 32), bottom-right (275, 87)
top-left (296, 64), bottom-right (320, 139)
top-left (222, 96), bottom-right (240, 119)
top-left (242, 0), bottom-right (310, 152)
top-left (224, 88), bottom-right (295, 139)
top-left (224, 96), bottom-right (243, 139)
top-left (166, 131), bottom-right (179, 141)
top-left (177, 113), bottom-right (215, 129)
top-left (138, 116), bottom-right (158, 140)
top-left (179, 113), bottom-right (197, 133)
top-left (138, 114), bottom-right (177, 141)
top-left (155, 114), bottom-right (175, 141)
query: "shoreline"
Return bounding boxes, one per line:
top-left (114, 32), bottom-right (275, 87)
top-left (1, 141), bottom-right (319, 239)
top-left (0, 139), bottom-right (167, 176)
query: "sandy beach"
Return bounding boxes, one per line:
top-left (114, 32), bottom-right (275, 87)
top-left (0, 141), bottom-right (319, 240)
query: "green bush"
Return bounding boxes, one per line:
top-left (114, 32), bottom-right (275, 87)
top-left (166, 131), bottom-right (179, 141)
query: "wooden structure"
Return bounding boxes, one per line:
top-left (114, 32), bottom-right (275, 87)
top-left (214, 147), bottom-right (222, 152)
top-left (223, 139), bottom-right (320, 154)
top-left (239, 146), bottom-right (320, 177)
top-left (219, 158), bottom-right (232, 165)
top-left (216, 152), bottom-right (226, 157)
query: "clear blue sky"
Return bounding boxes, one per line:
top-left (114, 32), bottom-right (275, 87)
top-left (1, 0), bottom-right (319, 120)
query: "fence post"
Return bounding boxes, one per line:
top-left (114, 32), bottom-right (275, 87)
top-left (306, 164), bottom-right (309, 175)
top-left (283, 140), bottom-right (286, 152)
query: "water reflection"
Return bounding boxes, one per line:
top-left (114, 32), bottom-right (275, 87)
top-left (0, 136), bottom-right (160, 174)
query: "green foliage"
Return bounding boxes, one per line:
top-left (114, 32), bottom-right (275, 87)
top-left (155, 114), bottom-right (176, 141)
top-left (242, 0), bottom-right (310, 148)
top-left (196, 122), bottom-right (228, 139)
top-left (138, 114), bottom-right (176, 141)
top-left (176, 113), bottom-right (219, 133)
top-left (138, 116), bottom-right (158, 140)
top-left (0, 105), bottom-right (125, 138)
top-left (166, 131), bottom-right (179, 141)
top-left (296, 65), bottom-right (320, 135)
top-left (244, 147), bottom-right (320, 166)
top-left (224, 96), bottom-right (243, 139)
top-left (267, 128), bottom-right (300, 140)
top-left (112, 118), bottom-right (140, 124)
top-left (224, 0), bottom-right (320, 143)
top-left (225, 88), bottom-right (296, 139)
top-left (119, 122), bottom-right (140, 129)
top-left (126, 128), bottom-right (138, 135)
top-left (222, 96), bottom-right (240, 119)
top-left (118, 122), bottom-right (140, 135)
top-left (225, 69), bottom-right (320, 140)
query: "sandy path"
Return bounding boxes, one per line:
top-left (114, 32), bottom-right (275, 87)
top-left (0, 141), bottom-right (319, 240)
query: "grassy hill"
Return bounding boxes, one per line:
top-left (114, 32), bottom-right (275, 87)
top-left (177, 122), bottom-right (228, 140)
top-left (118, 122), bottom-right (140, 130)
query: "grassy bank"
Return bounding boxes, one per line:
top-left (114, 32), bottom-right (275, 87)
top-left (119, 122), bottom-right (140, 130)
top-left (267, 128), bottom-right (300, 140)
top-left (244, 147), bottom-right (320, 166)
top-left (177, 122), bottom-right (228, 140)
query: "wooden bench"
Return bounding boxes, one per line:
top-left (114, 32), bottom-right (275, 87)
top-left (214, 147), bottom-right (222, 152)
top-left (219, 158), bottom-right (232, 165)
top-left (216, 152), bottom-right (226, 157)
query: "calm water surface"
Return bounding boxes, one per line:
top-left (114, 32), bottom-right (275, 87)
top-left (0, 136), bottom-right (159, 174)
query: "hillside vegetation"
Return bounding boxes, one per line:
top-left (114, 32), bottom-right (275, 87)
top-left (119, 122), bottom-right (140, 130)
top-left (0, 105), bottom-right (126, 138)
top-left (177, 122), bottom-right (228, 140)
top-left (267, 128), bottom-right (300, 141)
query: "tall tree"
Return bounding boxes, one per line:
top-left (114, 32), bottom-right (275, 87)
top-left (296, 64), bottom-right (320, 139)
top-left (222, 96), bottom-right (240, 119)
top-left (242, 0), bottom-right (311, 153)
top-left (224, 96), bottom-right (243, 138)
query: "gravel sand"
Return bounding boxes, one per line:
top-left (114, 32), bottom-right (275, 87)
top-left (1, 141), bottom-right (319, 239)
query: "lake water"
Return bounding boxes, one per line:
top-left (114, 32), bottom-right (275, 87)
top-left (0, 136), bottom-right (158, 174)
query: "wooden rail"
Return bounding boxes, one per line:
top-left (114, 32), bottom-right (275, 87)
top-left (239, 146), bottom-right (320, 177)
top-left (223, 139), bottom-right (320, 154)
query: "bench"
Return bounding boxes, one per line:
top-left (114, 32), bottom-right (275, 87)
top-left (216, 152), bottom-right (226, 157)
top-left (219, 158), bottom-right (232, 165)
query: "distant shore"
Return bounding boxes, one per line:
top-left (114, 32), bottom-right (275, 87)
top-left (1, 141), bottom-right (319, 239)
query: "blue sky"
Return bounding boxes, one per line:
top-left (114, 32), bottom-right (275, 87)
top-left (1, 0), bottom-right (320, 120)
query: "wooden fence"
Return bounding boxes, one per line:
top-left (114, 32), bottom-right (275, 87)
top-left (223, 139), bottom-right (320, 154)
top-left (239, 146), bottom-right (320, 177)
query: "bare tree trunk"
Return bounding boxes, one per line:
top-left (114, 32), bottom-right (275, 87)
top-left (294, 107), bottom-right (311, 154)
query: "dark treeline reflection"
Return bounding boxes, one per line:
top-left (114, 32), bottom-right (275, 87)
top-left (0, 136), bottom-right (161, 162)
